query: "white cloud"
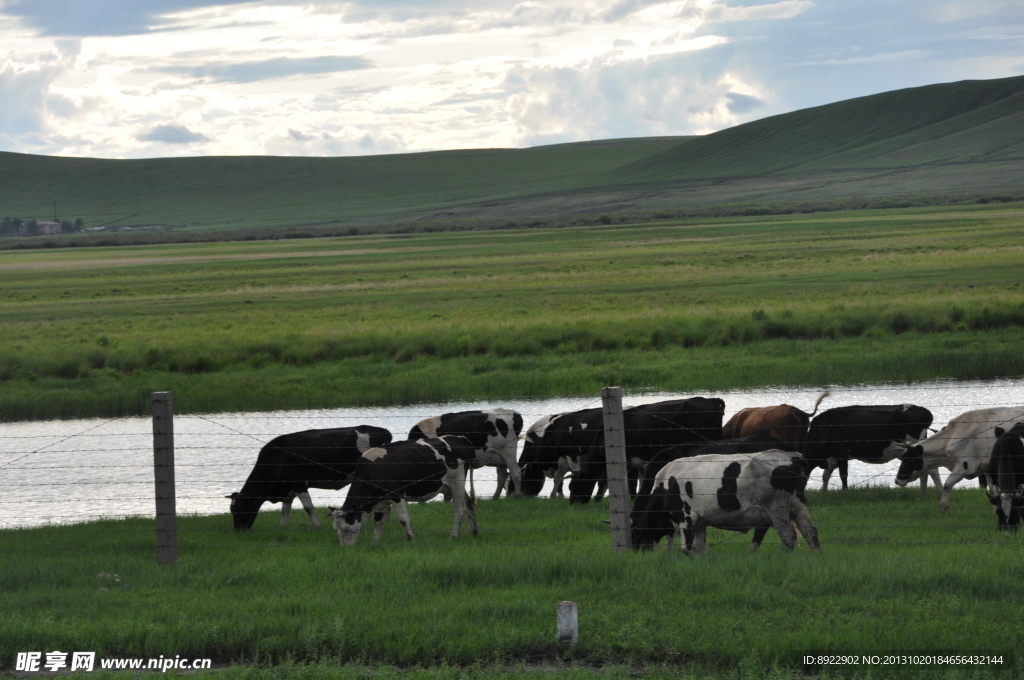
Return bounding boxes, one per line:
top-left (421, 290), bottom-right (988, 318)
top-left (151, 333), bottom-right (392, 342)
top-left (136, 123), bottom-right (212, 143)
top-left (0, 0), bottom-right (1020, 159)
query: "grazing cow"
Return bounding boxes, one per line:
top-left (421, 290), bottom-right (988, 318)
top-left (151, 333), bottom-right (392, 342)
top-left (569, 397), bottom-right (726, 504)
top-left (516, 411), bottom-right (601, 498)
top-left (409, 409), bottom-right (523, 499)
top-left (722, 392), bottom-right (830, 453)
top-left (630, 450), bottom-right (820, 554)
top-left (805, 404), bottom-right (934, 491)
top-left (327, 436), bottom-right (478, 545)
top-left (987, 423), bottom-right (1024, 530)
top-left (630, 435), bottom-right (787, 528)
top-left (228, 425), bottom-right (392, 531)
top-left (895, 406), bottom-right (1024, 510)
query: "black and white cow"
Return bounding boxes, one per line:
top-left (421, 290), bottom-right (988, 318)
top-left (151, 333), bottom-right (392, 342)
top-left (630, 435), bottom-right (787, 528)
top-left (516, 410), bottom-right (603, 498)
top-left (228, 425), bottom-right (392, 531)
top-left (631, 450), bottom-right (819, 554)
top-left (805, 404), bottom-right (935, 491)
top-left (987, 422), bottom-right (1024, 530)
top-left (409, 409), bottom-right (523, 499)
top-left (569, 397), bottom-right (726, 504)
top-left (895, 406), bottom-right (1024, 510)
top-left (327, 436), bottom-right (478, 546)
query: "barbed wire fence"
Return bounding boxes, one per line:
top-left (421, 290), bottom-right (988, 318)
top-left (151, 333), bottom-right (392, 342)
top-left (2, 379), bottom-right (1023, 561)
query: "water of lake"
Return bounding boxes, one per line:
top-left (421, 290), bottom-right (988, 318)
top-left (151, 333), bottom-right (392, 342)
top-left (2, 378), bottom-right (1022, 529)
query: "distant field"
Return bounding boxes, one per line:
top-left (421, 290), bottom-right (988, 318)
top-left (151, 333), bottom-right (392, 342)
top-left (1, 76), bottom-right (1022, 241)
top-left (2, 203), bottom-right (1023, 420)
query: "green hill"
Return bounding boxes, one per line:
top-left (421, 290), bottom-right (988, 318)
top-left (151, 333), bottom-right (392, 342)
top-left (1, 75), bottom-right (1022, 235)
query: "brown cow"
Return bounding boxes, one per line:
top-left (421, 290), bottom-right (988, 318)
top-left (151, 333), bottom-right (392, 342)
top-left (723, 392), bottom-right (830, 454)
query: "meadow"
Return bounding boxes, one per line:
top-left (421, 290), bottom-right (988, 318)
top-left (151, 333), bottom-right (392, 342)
top-left (1, 203), bottom-right (1024, 420)
top-left (1, 76), bottom-right (1021, 237)
top-left (2, 488), bottom-right (1021, 679)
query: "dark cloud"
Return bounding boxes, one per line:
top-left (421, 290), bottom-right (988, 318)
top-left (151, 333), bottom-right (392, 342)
top-left (0, 0), bottom-right (255, 37)
top-left (725, 92), bottom-right (765, 113)
top-left (137, 124), bottom-right (211, 144)
top-left (161, 55), bottom-right (374, 83)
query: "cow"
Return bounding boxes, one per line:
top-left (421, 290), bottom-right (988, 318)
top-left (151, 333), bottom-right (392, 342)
top-left (987, 423), bottom-right (1024, 530)
top-left (569, 397), bottom-right (726, 504)
top-left (630, 449), bottom-right (820, 555)
top-left (630, 435), bottom-right (787, 527)
top-left (805, 404), bottom-right (934, 491)
top-left (515, 411), bottom-right (601, 498)
top-left (895, 406), bottom-right (1024, 510)
top-left (721, 392), bottom-right (830, 454)
top-left (227, 425), bottom-right (392, 531)
top-left (327, 436), bottom-right (478, 546)
top-left (409, 409), bottom-right (523, 499)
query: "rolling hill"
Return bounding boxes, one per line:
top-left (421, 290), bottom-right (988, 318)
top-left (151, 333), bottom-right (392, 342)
top-left (1, 75), bottom-right (1022, 235)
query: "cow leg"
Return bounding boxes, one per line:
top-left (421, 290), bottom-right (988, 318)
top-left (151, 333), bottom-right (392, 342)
top-left (297, 491), bottom-right (320, 528)
top-left (280, 496), bottom-right (293, 528)
top-left (393, 500), bottom-right (415, 541)
top-left (790, 500), bottom-right (820, 551)
top-left (748, 525), bottom-right (770, 552)
top-left (448, 468), bottom-right (477, 539)
top-left (838, 459), bottom-right (849, 490)
top-left (551, 468), bottom-right (566, 499)
top-left (820, 464), bottom-right (834, 491)
top-left (495, 465), bottom-right (508, 500)
top-left (499, 441), bottom-right (523, 499)
top-left (940, 468), bottom-right (968, 511)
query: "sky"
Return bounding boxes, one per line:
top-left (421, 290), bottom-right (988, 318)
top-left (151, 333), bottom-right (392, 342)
top-left (1, 0), bottom-right (1022, 159)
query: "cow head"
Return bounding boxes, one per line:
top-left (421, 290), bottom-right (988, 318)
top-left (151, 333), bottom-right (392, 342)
top-left (631, 477), bottom-right (682, 551)
top-left (328, 507), bottom-right (362, 546)
top-left (226, 491), bottom-right (263, 531)
top-left (881, 434), bottom-right (920, 461)
top-left (894, 443), bottom-right (925, 486)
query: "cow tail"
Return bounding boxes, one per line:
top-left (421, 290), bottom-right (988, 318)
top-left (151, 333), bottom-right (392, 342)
top-left (810, 390), bottom-right (831, 416)
top-left (469, 467), bottom-right (477, 510)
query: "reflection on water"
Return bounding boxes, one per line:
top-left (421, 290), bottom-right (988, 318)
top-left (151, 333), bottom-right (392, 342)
top-left (2, 378), bottom-right (1022, 528)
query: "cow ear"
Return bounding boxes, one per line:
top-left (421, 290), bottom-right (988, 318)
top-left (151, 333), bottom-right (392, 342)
top-left (995, 427), bottom-right (1005, 437)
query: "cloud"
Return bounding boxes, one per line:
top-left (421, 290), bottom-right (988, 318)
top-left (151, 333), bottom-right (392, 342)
top-left (0, 0), bottom-right (255, 37)
top-left (725, 91), bottom-right (764, 113)
top-left (506, 48), bottom-right (774, 144)
top-left (264, 127), bottom-right (406, 156)
top-left (160, 55), bottom-right (374, 83)
top-left (0, 42), bottom-right (78, 137)
top-left (137, 124), bottom-right (212, 144)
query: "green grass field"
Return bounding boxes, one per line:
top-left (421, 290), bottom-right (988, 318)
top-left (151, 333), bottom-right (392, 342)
top-left (2, 488), bottom-right (1021, 679)
top-left (2, 202), bottom-right (1023, 420)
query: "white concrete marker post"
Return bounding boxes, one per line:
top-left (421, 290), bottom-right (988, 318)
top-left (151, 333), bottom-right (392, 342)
top-left (557, 601), bottom-right (578, 647)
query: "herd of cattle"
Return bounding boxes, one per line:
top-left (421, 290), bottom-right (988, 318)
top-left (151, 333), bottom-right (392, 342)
top-left (227, 396), bottom-right (1024, 553)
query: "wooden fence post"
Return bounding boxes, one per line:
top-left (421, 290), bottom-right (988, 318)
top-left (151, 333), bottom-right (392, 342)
top-left (602, 386), bottom-right (632, 551)
top-left (152, 391), bottom-right (177, 565)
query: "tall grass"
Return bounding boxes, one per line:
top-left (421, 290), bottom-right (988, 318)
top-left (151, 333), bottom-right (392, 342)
top-left (2, 205), bottom-right (1024, 419)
